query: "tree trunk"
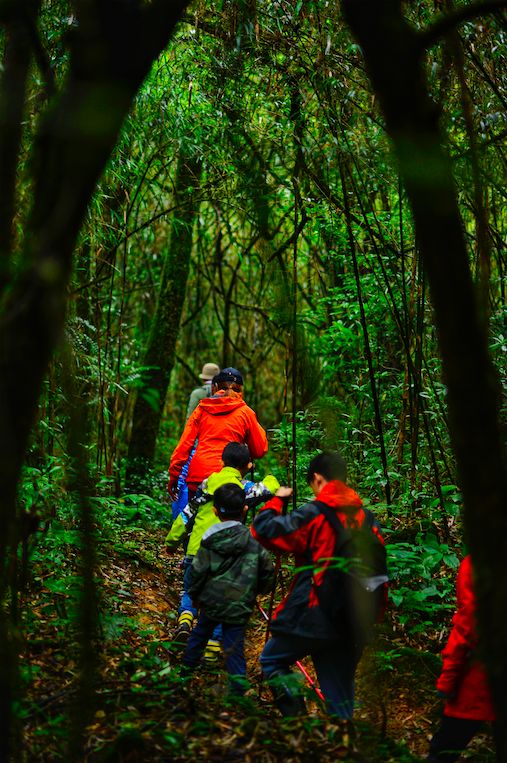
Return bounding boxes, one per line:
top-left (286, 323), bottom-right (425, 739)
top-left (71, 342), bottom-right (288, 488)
top-left (0, 2), bottom-right (190, 755)
top-left (341, 0), bottom-right (507, 750)
top-left (126, 152), bottom-right (202, 490)
top-left (0, 1), bottom-right (35, 283)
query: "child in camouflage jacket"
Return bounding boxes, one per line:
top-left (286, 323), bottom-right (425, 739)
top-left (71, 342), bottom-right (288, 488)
top-left (182, 483), bottom-right (274, 695)
top-left (166, 442), bottom-right (278, 653)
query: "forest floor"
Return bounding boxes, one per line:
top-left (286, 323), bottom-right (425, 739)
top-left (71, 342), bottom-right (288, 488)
top-left (20, 522), bottom-right (497, 762)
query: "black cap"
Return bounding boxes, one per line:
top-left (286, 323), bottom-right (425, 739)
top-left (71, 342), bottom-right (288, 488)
top-left (213, 367), bottom-right (243, 386)
top-left (216, 504), bottom-right (243, 518)
top-left (214, 483), bottom-right (246, 519)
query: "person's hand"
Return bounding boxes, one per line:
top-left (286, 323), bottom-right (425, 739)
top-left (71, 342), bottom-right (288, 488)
top-left (168, 480), bottom-right (178, 500)
top-left (276, 486), bottom-right (293, 499)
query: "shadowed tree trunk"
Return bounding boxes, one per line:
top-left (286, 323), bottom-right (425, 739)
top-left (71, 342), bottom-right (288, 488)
top-left (61, 343), bottom-right (97, 760)
top-left (0, 1), bottom-right (190, 755)
top-left (126, 151), bottom-right (202, 490)
top-left (0, 0), bottom-right (36, 283)
top-left (341, 0), bottom-right (507, 751)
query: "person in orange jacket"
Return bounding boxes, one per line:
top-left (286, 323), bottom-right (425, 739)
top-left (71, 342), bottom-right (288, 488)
top-left (427, 554), bottom-right (500, 762)
top-left (169, 368), bottom-right (268, 501)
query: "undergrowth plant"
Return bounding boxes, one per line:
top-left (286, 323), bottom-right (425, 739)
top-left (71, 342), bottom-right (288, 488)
top-left (387, 533), bottom-right (460, 636)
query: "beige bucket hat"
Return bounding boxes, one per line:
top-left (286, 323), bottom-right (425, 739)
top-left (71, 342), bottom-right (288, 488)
top-left (199, 362), bottom-right (220, 380)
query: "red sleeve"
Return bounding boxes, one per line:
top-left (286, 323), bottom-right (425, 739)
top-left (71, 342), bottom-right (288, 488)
top-left (251, 497), bottom-right (313, 556)
top-left (256, 496), bottom-right (284, 515)
top-left (169, 411), bottom-right (199, 482)
top-left (436, 556), bottom-right (477, 695)
top-left (244, 408), bottom-right (268, 460)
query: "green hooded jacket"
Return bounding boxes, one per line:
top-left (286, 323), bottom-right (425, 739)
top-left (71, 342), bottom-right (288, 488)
top-left (189, 521), bottom-right (274, 624)
top-left (165, 467), bottom-right (279, 557)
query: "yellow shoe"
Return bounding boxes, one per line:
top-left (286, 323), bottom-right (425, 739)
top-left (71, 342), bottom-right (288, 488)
top-left (173, 610), bottom-right (194, 645)
top-left (203, 638), bottom-right (221, 664)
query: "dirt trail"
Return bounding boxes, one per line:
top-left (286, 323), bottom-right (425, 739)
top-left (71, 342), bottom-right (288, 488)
top-left (20, 521), bottom-right (497, 761)
top-left (115, 546), bottom-right (436, 758)
top-left (91, 540), bottom-right (495, 762)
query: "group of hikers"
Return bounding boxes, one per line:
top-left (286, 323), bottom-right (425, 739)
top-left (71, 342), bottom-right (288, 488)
top-left (164, 363), bottom-right (500, 762)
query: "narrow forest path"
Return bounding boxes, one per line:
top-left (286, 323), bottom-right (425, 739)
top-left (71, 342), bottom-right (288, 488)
top-left (94, 530), bottom-right (431, 762)
top-left (23, 524), bottom-right (496, 762)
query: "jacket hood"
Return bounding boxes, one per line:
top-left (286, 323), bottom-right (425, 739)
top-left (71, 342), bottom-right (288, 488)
top-left (198, 396), bottom-right (246, 415)
top-left (207, 466), bottom-right (243, 492)
top-left (315, 480), bottom-right (362, 510)
top-left (202, 521), bottom-right (251, 554)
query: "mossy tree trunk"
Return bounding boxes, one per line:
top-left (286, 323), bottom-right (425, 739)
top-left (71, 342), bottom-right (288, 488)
top-left (0, 1), bottom-right (190, 755)
top-left (341, 0), bottom-right (507, 751)
top-left (126, 152), bottom-right (202, 490)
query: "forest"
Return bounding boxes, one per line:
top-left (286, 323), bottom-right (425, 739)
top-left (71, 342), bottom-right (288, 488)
top-left (0, 0), bottom-right (506, 760)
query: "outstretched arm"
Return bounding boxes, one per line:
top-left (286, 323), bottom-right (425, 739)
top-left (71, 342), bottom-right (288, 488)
top-left (244, 474), bottom-right (281, 511)
top-left (165, 511), bottom-right (189, 550)
top-left (245, 410), bottom-right (269, 460)
top-left (251, 488), bottom-right (312, 556)
top-left (168, 412), bottom-right (199, 493)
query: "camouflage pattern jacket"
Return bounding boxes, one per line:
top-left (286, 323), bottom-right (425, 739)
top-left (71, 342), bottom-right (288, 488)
top-left (188, 521), bottom-right (274, 625)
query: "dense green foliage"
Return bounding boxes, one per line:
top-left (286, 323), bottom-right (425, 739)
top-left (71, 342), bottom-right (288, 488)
top-left (51, 1), bottom-right (506, 504)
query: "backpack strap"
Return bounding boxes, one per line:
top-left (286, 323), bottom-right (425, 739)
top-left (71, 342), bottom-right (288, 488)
top-left (310, 499), bottom-right (353, 553)
top-left (312, 500), bottom-right (375, 530)
top-left (313, 501), bottom-right (388, 581)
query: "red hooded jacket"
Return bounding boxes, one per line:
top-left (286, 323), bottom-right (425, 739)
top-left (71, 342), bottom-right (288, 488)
top-left (436, 555), bottom-right (495, 721)
top-left (251, 480), bottom-right (387, 640)
top-left (169, 395), bottom-right (268, 492)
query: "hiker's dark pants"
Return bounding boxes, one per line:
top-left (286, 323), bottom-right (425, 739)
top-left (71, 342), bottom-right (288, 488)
top-left (428, 716), bottom-right (501, 762)
top-left (182, 612), bottom-right (246, 695)
top-left (261, 633), bottom-right (362, 719)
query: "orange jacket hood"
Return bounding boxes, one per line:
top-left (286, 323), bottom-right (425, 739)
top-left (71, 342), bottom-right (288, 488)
top-left (198, 396), bottom-right (246, 415)
top-left (315, 480), bottom-right (363, 510)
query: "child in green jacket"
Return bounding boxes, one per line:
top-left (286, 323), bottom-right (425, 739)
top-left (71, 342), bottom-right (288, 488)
top-left (165, 442), bottom-right (279, 647)
top-left (182, 483), bottom-right (275, 695)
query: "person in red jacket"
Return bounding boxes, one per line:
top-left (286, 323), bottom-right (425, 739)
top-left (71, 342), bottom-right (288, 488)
top-left (169, 368), bottom-right (268, 500)
top-left (252, 451), bottom-right (387, 722)
top-left (427, 555), bottom-right (499, 762)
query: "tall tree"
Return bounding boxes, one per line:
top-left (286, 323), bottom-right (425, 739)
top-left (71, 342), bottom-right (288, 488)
top-left (341, 0), bottom-right (507, 749)
top-left (126, 150), bottom-right (203, 487)
top-left (0, 0), bottom-right (190, 755)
